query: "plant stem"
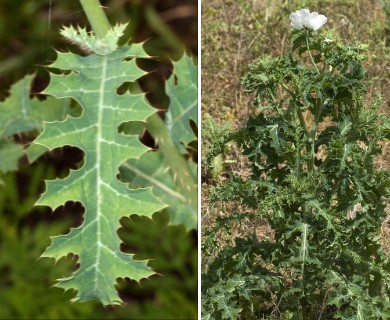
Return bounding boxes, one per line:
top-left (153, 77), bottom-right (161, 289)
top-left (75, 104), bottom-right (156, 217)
top-left (309, 124), bottom-right (317, 172)
top-left (297, 108), bottom-right (310, 137)
top-left (306, 34), bottom-right (319, 73)
top-left (79, 0), bottom-right (111, 39)
top-left (304, 32), bottom-right (322, 171)
top-left (280, 83), bottom-right (310, 137)
top-left (309, 101), bottom-right (324, 171)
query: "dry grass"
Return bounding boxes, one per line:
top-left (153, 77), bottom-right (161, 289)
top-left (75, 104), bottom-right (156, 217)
top-left (202, 0), bottom-right (390, 260)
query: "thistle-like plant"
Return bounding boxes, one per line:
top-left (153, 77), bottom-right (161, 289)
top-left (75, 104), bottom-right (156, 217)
top-left (203, 10), bottom-right (390, 320)
top-left (1, 0), bottom-right (197, 306)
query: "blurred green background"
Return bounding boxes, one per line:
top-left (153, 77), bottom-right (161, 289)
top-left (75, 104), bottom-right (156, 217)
top-left (0, 0), bottom-right (197, 319)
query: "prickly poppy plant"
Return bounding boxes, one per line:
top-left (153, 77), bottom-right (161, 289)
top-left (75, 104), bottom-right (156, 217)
top-left (203, 10), bottom-right (390, 320)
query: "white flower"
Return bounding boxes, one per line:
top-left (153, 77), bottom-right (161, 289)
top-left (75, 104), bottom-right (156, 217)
top-left (290, 9), bottom-right (327, 31)
top-left (289, 9), bottom-right (310, 30)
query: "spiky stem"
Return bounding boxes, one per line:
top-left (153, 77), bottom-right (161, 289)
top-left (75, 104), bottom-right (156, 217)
top-left (306, 33), bottom-right (319, 73)
top-left (79, 0), bottom-right (111, 39)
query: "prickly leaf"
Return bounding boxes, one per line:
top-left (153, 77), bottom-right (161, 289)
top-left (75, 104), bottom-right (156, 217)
top-left (166, 55), bottom-right (198, 151)
top-left (34, 43), bottom-right (165, 305)
top-left (120, 150), bottom-right (197, 229)
top-left (0, 74), bottom-right (70, 139)
top-left (0, 74), bottom-right (70, 175)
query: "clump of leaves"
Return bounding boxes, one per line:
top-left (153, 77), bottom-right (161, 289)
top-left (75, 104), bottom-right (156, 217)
top-left (203, 26), bottom-right (390, 319)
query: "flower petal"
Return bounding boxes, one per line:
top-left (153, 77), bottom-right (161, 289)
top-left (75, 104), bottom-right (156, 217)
top-left (307, 14), bottom-right (327, 31)
top-left (290, 16), bottom-right (304, 29)
top-left (300, 9), bottom-right (312, 26)
top-left (290, 13), bottom-right (303, 29)
top-left (290, 8), bottom-right (310, 30)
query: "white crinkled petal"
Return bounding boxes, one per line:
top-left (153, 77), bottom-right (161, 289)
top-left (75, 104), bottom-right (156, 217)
top-left (300, 9), bottom-right (311, 27)
top-left (307, 14), bottom-right (327, 31)
top-left (290, 8), bottom-right (311, 30)
top-left (290, 15), bottom-right (304, 29)
top-left (297, 8), bottom-right (310, 17)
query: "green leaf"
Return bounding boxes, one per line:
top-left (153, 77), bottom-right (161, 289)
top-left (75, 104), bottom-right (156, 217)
top-left (120, 151), bottom-right (197, 230)
top-left (25, 143), bottom-right (50, 163)
top-left (337, 143), bottom-right (353, 176)
top-left (286, 222), bottom-right (313, 274)
top-left (0, 74), bottom-right (70, 139)
top-left (268, 124), bottom-right (281, 153)
top-left (0, 74), bottom-right (71, 172)
top-left (166, 55), bottom-right (198, 151)
top-left (298, 222), bottom-right (309, 273)
top-left (34, 43), bottom-right (166, 305)
top-left (306, 200), bottom-right (335, 231)
top-left (225, 278), bottom-right (245, 293)
top-left (218, 299), bottom-right (242, 320)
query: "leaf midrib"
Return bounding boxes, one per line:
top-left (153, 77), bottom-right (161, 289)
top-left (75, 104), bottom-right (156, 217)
top-left (93, 55), bottom-right (108, 290)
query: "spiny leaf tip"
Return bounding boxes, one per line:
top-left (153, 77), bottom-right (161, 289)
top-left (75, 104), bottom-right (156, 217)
top-left (60, 23), bottom-right (128, 55)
